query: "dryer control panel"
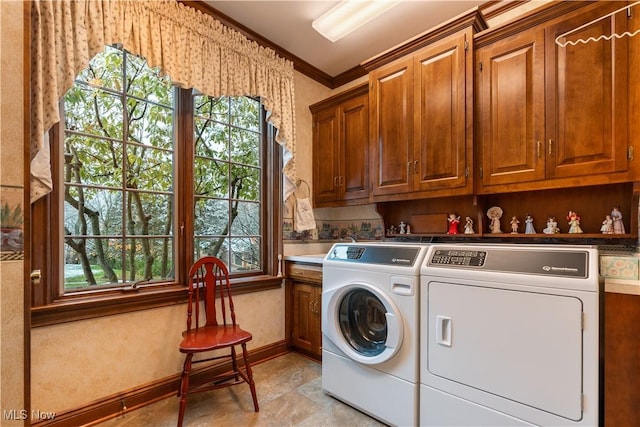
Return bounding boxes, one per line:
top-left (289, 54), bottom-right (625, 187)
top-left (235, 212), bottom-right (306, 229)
top-left (430, 249), bottom-right (486, 267)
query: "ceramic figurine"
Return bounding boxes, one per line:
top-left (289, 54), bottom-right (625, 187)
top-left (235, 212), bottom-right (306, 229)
top-left (524, 214), bottom-right (536, 234)
top-left (600, 215), bottom-right (614, 234)
top-left (487, 206), bottom-right (503, 234)
top-left (399, 221), bottom-right (406, 234)
top-left (464, 216), bottom-right (474, 234)
top-left (510, 216), bottom-right (520, 234)
top-left (543, 216), bottom-right (560, 234)
top-left (611, 206), bottom-right (625, 234)
top-left (406, 225), bottom-right (411, 234)
top-left (566, 210), bottom-right (583, 234)
top-left (447, 213), bottom-right (460, 235)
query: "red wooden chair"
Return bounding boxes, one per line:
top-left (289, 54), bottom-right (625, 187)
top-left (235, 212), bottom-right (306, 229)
top-left (177, 256), bottom-right (259, 426)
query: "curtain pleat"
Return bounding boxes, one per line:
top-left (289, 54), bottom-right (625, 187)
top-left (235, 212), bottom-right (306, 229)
top-left (30, 0), bottom-right (296, 202)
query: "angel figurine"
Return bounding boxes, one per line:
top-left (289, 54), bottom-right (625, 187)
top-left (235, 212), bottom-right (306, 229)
top-left (447, 213), bottom-right (460, 235)
top-left (566, 210), bottom-right (583, 234)
top-left (600, 215), bottom-right (614, 234)
top-left (487, 206), bottom-right (503, 234)
top-left (464, 216), bottom-right (475, 234)
top-left (524, 214), bottom-right (536, 234)
top-left (543, 216), bottom-right (560, 234)
top-left (510, 216), bottom-right (520, 234)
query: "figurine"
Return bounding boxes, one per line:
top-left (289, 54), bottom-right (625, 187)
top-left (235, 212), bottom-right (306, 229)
top-left (487, 206), bottom-right (503, 234)
top-left (566, 210), bottom-right (583, 234)
top-left (399, 221), bottom-right (406, 234)
top-left (406, 225), bottom-right (411, 234)
top-left (387, 225), bottom-right (397, 235)
top-left (543, 216), bottom-right (560, 234)
top-left (447, 213), bottom-right (460, 235)
top-left (510, 216), bottom-right (520, 234)
top-left (524, 214), bottom-right (536, 234)
top-left (600, 215), bottom-right (614, 234)
top-left (611, 206), bottom-right (625, 234)
top-left (464, 216), bottom-right (475, 234)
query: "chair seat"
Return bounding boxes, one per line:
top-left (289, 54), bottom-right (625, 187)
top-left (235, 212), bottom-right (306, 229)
top-left (179, 325), bottom-right (252, 353)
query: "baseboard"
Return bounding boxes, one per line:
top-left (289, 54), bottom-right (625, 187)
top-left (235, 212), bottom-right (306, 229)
top-left (32, 341), bottom-right (289, 427)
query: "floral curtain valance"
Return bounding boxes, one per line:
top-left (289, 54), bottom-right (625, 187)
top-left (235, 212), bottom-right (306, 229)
top-left (31, 0), bottom-right (296, 202)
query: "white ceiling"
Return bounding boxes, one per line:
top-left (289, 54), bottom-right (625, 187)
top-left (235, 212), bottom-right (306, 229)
top-left (205, 1), bottom-right (490, 77)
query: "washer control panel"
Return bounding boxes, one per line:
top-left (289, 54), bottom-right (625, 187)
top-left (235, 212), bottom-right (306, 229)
top-left (429, 249), bottom-right (486, 267)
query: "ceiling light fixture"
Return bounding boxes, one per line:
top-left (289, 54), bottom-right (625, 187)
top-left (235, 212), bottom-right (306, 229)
top-left (312, 0), bottom-right (401, 42)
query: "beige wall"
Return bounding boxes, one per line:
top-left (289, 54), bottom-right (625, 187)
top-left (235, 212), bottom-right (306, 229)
top-left (0, 0), bottom-right (26, 423)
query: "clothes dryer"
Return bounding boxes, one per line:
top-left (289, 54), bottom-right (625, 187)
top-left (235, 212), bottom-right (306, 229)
top-left (322, 243), bottom-right (429, 427)
top-left (419, 244), bottom-right (601, 426)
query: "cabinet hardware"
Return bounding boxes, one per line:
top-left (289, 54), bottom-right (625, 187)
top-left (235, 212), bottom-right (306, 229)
top-left (537, 141), bottom-right (542, 158)
top-left (548, 139), bottom-right (553, 156)
top-left (414, 160), bottom-right (418, 175)
top-left (479, 61), bottom-right (483, 72)
top-left (407, 161), bottom-right (413, 176)
top-left (31, 269), bottom-right (42, 286)
top-left (465, 167), bottom-right (469, 178)
top-left (628, 146), bottom-right (634, 160)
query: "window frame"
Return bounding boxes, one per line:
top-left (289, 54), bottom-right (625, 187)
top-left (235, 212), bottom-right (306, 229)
top-left (31, 86), bottom-right (283, 328)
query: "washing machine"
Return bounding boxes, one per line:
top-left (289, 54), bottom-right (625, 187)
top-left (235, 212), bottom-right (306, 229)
top-left (322, 242), bottom-right (430, 427)
top-left (419, 243), bottom-right (602, 426)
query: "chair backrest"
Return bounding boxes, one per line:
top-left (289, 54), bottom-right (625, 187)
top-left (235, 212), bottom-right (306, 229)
top-left (185, 256), bottom-right (237, 332)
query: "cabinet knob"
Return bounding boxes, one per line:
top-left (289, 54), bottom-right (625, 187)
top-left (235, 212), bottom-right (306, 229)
top-left (548, 139), bottom-right (553, 156)
top-left (537, 141), bottom-right (542, 158)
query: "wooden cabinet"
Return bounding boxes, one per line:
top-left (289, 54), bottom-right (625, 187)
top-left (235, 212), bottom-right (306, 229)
top-left (369, 28), bottom-right (474, 200)
top-left (476, 1), bottom-right (631, 193)
top-left (310, 84), bottom-right (369, 207)
top-left (605, 291), bottom-right (640, 426)
top-left (285, 261), bottom-right (322, 359)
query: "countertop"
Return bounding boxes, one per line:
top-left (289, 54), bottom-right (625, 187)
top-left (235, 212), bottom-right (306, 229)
top-left (284, 254), bottom-right (326, 264)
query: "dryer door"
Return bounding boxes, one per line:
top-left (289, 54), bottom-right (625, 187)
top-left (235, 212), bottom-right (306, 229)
top-left (323, 282), bottom-right (403, 364)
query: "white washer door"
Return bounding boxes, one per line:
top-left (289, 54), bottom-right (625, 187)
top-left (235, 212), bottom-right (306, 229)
top-left (323, 282), bottom-right (404, 365)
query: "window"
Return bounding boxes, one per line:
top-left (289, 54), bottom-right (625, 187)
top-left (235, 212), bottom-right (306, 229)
top-left (31, 46), bottom-right (282, 324)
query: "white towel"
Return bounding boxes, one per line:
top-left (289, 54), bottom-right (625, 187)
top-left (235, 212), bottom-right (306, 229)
top-left (294, 197), bottom-right (316, 232)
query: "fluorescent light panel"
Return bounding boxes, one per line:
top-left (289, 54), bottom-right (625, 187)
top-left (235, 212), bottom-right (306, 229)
top-left (312, 0), bottom-right (401, 42)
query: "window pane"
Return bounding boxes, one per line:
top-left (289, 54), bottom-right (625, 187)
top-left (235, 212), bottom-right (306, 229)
top-left (193, 93), bottom-right (264, 273)
top-left (230, 237), bottom-right (260, 272)
top-left (231, 128), bottom-right (260, 165)
top-left (124, 237), bottom-right (174, 281)
top-left (231, 201), bottom-right (260, 236)
top-left (194, 157), bottom-right (229, 198)
top-left (64, 136), bottom-right (123, 188)
top-left (194, 198), bottom-right (228, 236)
top-left (64, 187), bottom-right (123, 237)
top-left (126, 145), bottom-right (173, 192)
top-left (231, 165), bottom-right (260, 201)
top-left (62, 48), bottom-right (175, 292)
top-left (127, 100), bottom-right (174, 149)
top-left (194, 237), bottom-right (230, 266)
top-left (64, 238), bottom-right (122, 288)
top-left (64, 86), bottom-right (123, 139)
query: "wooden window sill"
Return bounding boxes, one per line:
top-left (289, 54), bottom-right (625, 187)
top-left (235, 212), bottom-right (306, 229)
top-left (31, 275), bottom-right (283, 327)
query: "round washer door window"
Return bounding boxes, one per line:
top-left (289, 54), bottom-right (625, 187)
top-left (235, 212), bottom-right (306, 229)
top-left (339, 288), bottom-right (388, 356)
top-left (323, 282), bottom-right (404, 364)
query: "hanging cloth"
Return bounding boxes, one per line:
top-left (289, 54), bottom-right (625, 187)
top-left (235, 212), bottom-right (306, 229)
top-left (293, 180), bottom-right (316, 232)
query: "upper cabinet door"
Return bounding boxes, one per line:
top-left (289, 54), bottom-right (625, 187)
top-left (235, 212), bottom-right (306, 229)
top-left (414, 30), bottom-right (471, 193)
top-left (545, 4), bottom-right (629, 179)
top-left (340, 93), bottom-right (369, 201)
top-left (312, 107), bottom-right (341, 204)
top-left (477, 28), bottom-right (546, 186)
top-left (369, 57), bottom-right (414, 196)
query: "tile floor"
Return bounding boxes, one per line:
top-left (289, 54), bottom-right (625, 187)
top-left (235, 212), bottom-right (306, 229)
top-left (98, 352), bottom-right (386, 426)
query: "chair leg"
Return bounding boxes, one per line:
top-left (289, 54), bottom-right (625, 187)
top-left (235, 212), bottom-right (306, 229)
top-left (177, 353), bottom-right (193, 427)
top-left (231, 345), bottom-right (240, 382)
top-left (241, 343), bottom-right (259, 412)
